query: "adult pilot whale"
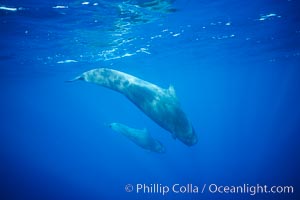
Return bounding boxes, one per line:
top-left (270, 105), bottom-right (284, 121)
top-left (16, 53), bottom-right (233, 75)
top-left (109, 122), bottom-right (165, 153)
top-left (68, 68), bottom-right (198, 146)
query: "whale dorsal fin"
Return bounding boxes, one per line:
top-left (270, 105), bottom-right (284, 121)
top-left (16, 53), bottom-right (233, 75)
top-left (168, 85), bottom-right (176, 97)
top-left (134, 128), bottom-right (150, 140)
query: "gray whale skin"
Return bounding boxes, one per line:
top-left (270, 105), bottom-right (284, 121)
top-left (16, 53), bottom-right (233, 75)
top-left (109, 122), bottom-right (165, 153)
top-left (69, 68), bottom-right (198, 146)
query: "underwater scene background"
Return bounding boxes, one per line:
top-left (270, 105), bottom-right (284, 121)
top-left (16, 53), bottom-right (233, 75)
top-left (0, 0), bottom-right (299, 199)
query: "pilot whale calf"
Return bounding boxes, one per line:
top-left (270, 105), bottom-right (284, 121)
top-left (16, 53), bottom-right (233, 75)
top-left (69, 68), bottom-right (198, 146)
top-left (109, 122), bottom-right (165, 153)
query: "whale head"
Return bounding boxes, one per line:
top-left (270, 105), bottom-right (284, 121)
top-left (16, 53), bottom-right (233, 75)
top-left (108, 122), bottom-right (125, 133)
top-left (152, 140), bottom-right (166, 153)
top-left (177, 126), bottom-right (198, 146)
top-left (187, 126), bottom-right (198, 146)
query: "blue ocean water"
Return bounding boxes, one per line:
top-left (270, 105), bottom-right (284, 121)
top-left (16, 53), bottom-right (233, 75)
top-left (0, 0), bottom-right (299, 199)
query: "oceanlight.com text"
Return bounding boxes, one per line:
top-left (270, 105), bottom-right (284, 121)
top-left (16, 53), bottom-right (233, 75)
top-left (124, 183), bottom-right (294, 196)
top-left (207, 183), bottom-right (294, 195)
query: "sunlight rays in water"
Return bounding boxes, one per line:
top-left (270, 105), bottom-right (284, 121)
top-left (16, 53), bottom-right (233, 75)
top-left (0, 0), bottom-right (175, 64)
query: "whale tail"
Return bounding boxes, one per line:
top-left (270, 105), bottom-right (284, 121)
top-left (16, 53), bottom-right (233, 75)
top-left (65, 75), bottom-right (84, 83)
